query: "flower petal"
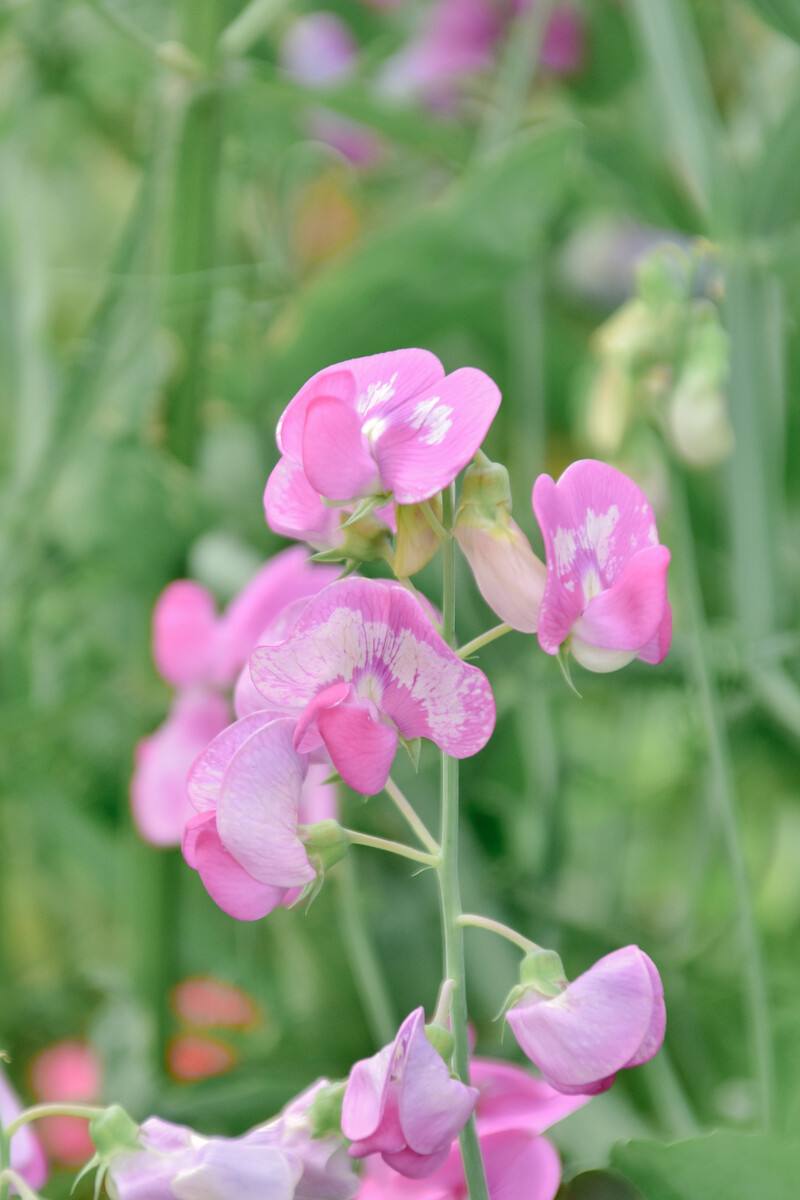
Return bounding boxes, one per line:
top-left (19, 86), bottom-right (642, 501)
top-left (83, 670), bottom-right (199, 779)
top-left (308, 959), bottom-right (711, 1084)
top-left (341, 1044), bottom-right (396, 1144)
top-left (317, 701), bottom-right (399, 795)
top-left (277, 352), bottom-right (444, 460)
top-left (182, 813), bottom-right (286, 921)
top-left (293, 681), bottom-right (352, 754)
top-left (172, 1143), bottom-right (301, 1200)
top-left (469, 1059), bottom-right (590, 1137)
top-left (250, 578), bottom-right (495, 760)
top-left (573, 545), bottom-right (671, 653)
top-left (481, 1130), bottom-right (562, 1200)
top-left (637, 601), bottom-right (673, 665)
top-left (216, 719), bottom-right (314, 888)
top-left (264, 455), bottom-right (342, 547)
top-left (0, 1069), bottom-right (48, 1190)
top-left (187, 712), bottom-right (275, 813)
top-left (506, 945), bottom-right (665, 1093)
top-left (132, 692), bottom-right (230, 846)
top-left (302, 395), bottom-right (380, 500)
top-left (399, 1010), bottom-right (478, 1157)
top-left (455, 518), bottom-right (545, 633)
top-left (153, 581), bottom-right (218, 688)
top-left (374, 368), bottom-right (501, 504)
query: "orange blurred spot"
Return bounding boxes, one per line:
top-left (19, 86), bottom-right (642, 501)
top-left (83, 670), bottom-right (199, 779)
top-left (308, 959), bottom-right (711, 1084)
top-left (171, 976), bottom-right (260, 1030)
top-left (167, 1034), bottom-right (238, 1083)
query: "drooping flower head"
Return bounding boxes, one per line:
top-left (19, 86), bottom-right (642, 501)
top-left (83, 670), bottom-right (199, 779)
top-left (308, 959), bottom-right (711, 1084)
top-left (183, 715), bottom-right (337, 921)
top-left (0, 1066), bottom-right (48, 1192)
top-left (108, 1088), bottom-right (358, 1200)
top-left (506, 945), bottom-right (666, 1095)
top-left (356, 1058), bottom-right (590, 1200)
top-left (263, 350), bottom-right (501, 549)
top-left (132, 549), bottom-right (336, 847)
top-left (29, 1040), bottom-right (101, 1166)
top-left (248, 577), bottom-right (496, 795)
top-left (532, 459), bottom-right (672, 672)
top-left (342, 1008), bottom-right (479, 1179)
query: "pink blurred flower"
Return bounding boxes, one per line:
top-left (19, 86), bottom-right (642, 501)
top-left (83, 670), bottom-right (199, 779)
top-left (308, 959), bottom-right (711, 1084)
top-left (167, 1034), bottom-right (237, 1083)
top-left (172, 977), bottom-right (259, 1030)
top-left (506, 946), bottom-right (666, 1095)
top-left (281, 13), bottom-right (382, 167)
top-left (110, 1084), bottom-right (357, 1200)
top-left (532, 459), bottom-right (672, 673)
top-left (0, 1066), bottom-right (47, 1192)
top-left (263, 350), bottom-right (500, 548)
top-left (342, 1008), bottom-right (478, 1178)
top-left (183, 716), bottom-right (336, 920)
top-left (249, 578), bottom-right (496, 795)
top-left (513, 2), bottom-right (585, 76)
top-left (132, 549), bottom-right (336, 847)
top-left (29, 1040), bottom-right (101, 1167)
top-left (357, 1058), bottom-right (590, 1200)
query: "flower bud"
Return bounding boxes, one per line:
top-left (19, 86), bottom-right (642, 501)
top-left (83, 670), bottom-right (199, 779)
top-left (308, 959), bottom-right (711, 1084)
top-left (455, 460), bottom-right (545, 634)
top-left (392, 500), bottom-right (442, 577)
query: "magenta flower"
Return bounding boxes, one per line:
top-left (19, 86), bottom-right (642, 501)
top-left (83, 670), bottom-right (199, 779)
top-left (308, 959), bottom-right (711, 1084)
top-left (248, 578), bottom-right (495, 795)
top-left (183, 714), bottom-right (336, 921)
top-left (29, 1040), bottom-right (101, 1166)
top-left (342, 1008), bottom-right (479, 1178)
top-left (357, 1058), bottom-right (590, 1200)
top-left (532, 459), bottom-right (672, 672)
top-left (132, 549), bottom-right (336, 847)
top-left (506, 945), bottom-right (666, 1095)
top-left (0, 1067), bottom-right (48, 1193)
top-left (512, 2), bottom-right (585, 76)
top-left (263, 350), bottom-right (500, 548)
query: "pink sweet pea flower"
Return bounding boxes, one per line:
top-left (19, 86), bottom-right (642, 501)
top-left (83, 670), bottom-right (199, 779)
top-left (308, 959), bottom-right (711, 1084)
top-left (29, 1040), bottom-right (101, 1166)
top-left (182, 715), bottom-right (336, 921)
top-left (110, 1083), bottom-right (357, 1200)
top-left (357, 1058), bottom-right (590, 1200)
top-left (532, 459), bottom-right (672, 672)
top-left (0, 1066), bottom-right (48, 1192)
top-left (506, 945), bottom-right (666, 1095)
top-left (342, 1008), bottom-right (479, 1178)
top-left (263, 350), bottom-right (501, 548)
top-left (132, 549), bottom-right (336, 847)
top-left (249, 578), bottom-right (496, 795)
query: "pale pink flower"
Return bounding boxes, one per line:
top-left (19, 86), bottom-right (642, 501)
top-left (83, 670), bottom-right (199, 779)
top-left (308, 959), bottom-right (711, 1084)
top-left (29, 1040), bottom-right (101, 1166)
top-left (182, 716), bottom-right (336, 921)
top-left (506, 945), bottom-right (666, 1095)
top-left (342, 1008), bottom-right (479, 1178)
top-left (0, 1066), bottom-right (47, 1192)
top-left (281, 13), bottom-right (382, 167)
top-left (532, 459), bottom-right (672, 672)
top-left (263, 350), bottom-right (500, 548)
top-left (357, 1058), bottom-right (590, 1200)
top-left (132, 549), bottom-right (336, 847)
top-left (248, 578), bottom-right (496, 795)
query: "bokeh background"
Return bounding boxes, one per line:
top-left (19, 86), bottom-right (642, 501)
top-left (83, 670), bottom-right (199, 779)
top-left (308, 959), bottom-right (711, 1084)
top-left (2, 0), bottom-right (800, 1194)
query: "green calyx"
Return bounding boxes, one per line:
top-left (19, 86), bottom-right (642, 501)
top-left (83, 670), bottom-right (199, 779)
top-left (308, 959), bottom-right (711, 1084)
top-left (456, 459), bottom-right (513, 526)
top-left (424, 1022), bottom-right (455, 1063)
top-left (309, 1081), bottom-right (347, 1140)
top-left (89, 1105), bottom-right (140, 1159)
top-left (303, 820), bottom-right (350, 872)
top-left (519, 950), bottom-right (568, 997)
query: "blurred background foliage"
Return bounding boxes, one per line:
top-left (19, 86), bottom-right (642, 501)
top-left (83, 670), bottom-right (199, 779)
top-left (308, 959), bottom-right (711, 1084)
top-left (2, 0), bottom-right (800, 1194)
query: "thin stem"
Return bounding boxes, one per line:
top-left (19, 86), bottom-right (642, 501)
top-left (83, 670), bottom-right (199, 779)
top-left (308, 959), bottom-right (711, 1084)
top-left (219, 0), bottom-right (288, 58)
top-left (671, 469), bottom-right (774, 1129)
top-left (0, 1118), bottom-right (10, 1200)
top-left (335, 857), bottom-right (395, 1046)
top-left (457, 623), bottom-right (513, 661)
top-left (420, 500), bottom-right (449, 541)
top-left (343, 830), bottom-right (439, 869)
top-left (0, 1171), bottom-right (40, 1200)
top-left (5, 1104), bottom-right (105, 1138)
top-left (437, 485), bottom-right (490, 1200)
top-left (384, 777), bottom-right (440, 855)
top-left (458, 913), bottom-right (539, 955)
top-left (475, 0), bottom-right (556, 159)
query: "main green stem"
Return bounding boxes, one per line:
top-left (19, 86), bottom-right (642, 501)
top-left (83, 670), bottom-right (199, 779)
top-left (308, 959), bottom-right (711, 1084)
top-left (438, 486), bottom-right (490, 1200)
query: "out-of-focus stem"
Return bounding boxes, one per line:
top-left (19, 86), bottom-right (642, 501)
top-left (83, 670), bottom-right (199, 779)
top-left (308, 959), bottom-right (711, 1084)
top-left (437, 485), bottom-right (490, 1200)
top-left (335, 857), bottom-right (395, 1046)
top-left (457, 623), bottom-right (512, 661)
top-left (5, 1105), bottom-right (105, 1138)
top-left (671, 470), bottom-right (774, 1129)
top-left (344, 830), bottom-right (439, 868)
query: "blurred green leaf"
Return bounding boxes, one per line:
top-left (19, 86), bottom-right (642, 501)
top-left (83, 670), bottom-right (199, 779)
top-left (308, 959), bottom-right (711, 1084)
top-left (744, 0), bottom-right (800, 42)
top-left (560, 1169), bottom-right (642, 1200)
top-left (612, 1132), bottom-right (800, 1200)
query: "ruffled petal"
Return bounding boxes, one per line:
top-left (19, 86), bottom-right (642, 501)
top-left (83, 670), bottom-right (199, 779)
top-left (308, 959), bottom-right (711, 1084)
top-left (182, 813), bottom-right (286, 922)
top-left (318, 701), bottom-right (399, 795)
top-left (263, 455), bottom-right (342, 547)
top-left (302, 394), bottom-right (380, 500)
top-left (399, 1011), bottom-right (478, 1157)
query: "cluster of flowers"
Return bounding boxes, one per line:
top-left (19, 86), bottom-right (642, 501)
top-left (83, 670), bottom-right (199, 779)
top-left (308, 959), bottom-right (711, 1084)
top-left (5, 347), bottom-right (671, 1200)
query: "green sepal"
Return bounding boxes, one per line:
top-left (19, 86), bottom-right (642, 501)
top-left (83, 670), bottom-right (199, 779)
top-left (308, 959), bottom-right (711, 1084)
top-left (309, 1081), bottom-right (347, 1139)
top-left (90, 1105), bottom-right (140, 1159)
top-left (341, 494), bottom-right (391, 529)
top-left (310, 548), bottom-right (349, 564)
top-left (493, 982), bottom-right (531, 1023)
top-left (557, 646), bottom-right (582, 698)
top-left (424, 1023), bottom-right (455, 1063)
top-left (303, 820), bottom-right (349, 872)
top-left (399, 736), bottom-right (422, 772)
top-left (519, 950), bottom-right (567, 998)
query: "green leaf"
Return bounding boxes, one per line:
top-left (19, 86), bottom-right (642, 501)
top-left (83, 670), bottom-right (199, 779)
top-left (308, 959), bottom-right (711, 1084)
top-left (561, 1169), bottom-right (642, 1200)
top-left (612, 1132), bottom-right (800, 1200)
top-left (745, 0), bottom-right (800, 42)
